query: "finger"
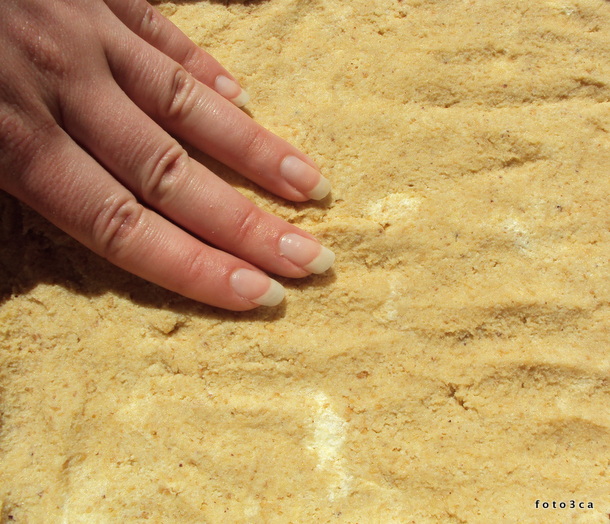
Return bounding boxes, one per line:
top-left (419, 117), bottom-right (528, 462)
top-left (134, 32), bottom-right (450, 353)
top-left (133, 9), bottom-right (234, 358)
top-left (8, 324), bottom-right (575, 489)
top-left (8, 123), bottom-right (286, 311)
top-left (102, 0), bottom-right (249, 107)
top-left (60, 75), bottom-right (335, 278)
top-left (106, 33), bottom-right (331, 203)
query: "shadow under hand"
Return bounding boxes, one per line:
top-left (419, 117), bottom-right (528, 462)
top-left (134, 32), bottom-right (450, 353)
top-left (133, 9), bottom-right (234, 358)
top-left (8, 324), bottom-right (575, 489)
top-left (0, 191), bottom-right (332, 323)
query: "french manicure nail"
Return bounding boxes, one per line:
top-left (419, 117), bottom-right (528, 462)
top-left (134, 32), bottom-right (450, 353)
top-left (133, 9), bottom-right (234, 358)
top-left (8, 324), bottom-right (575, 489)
top-left (215, 75), bottom-right (250, 107)
top-left (280, 155), bottom-right (331, 200)
top-left (279, 233), bottom-right (335, 274)
top-left (230, 268), bottom-right (285, 307)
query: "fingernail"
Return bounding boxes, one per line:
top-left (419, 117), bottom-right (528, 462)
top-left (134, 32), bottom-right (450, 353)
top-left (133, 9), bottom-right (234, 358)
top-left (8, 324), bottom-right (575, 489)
top-left (280, 155), bottom-right (331, 200)
top-left (230, 268), bottom-right (285, 307)
top-left (279, 233), bottom-right (335, 274)
top-left (215, 75), bottom-right (250, 107)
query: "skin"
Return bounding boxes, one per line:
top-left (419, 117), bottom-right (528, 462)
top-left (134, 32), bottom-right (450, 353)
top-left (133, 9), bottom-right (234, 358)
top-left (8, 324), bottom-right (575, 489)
top-left (0, 0), bottom-right (327, 311)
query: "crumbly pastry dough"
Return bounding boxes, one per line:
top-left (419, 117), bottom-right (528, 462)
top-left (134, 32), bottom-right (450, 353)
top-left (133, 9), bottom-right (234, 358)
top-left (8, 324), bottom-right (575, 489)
top-left (1, 0), bottom-right (610, 521)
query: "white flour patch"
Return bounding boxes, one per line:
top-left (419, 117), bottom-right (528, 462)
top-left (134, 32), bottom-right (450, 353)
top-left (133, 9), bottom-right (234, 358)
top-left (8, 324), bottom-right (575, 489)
top-left (308, 391), bottom-right (351, 501)
top-left (374, 274), bottom-right (401, 324)
top-left (367, 193), bottom-right (420, 227)
top-left (501, 218), bottom-right (532, 253)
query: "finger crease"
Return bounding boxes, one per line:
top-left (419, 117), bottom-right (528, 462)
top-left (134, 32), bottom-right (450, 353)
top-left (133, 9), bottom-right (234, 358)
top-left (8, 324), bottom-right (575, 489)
top-left (164, 68), bottom-right (198, 121)
top-left (231, 206), bottom-right (261, 247)
top-left (137, 4), bottom-right (162, 43)
top-left (180, 45), bottom-right (207, 75)
top-left (143, 145), bottom-right (190, 205)
top-left (93, 197), bottom-right (144, 260)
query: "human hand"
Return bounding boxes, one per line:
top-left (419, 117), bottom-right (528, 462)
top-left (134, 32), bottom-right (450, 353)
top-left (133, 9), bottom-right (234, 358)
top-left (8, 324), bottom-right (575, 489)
top-left (0, 0), bottom-right (335, 310)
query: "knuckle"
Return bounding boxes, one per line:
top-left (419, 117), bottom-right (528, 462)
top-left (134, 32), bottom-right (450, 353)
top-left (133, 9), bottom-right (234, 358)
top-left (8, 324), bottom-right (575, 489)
top-left (92, 197), bottom-right (145, 261)
top-left (0, 108), bottom-right (32, 158)
top-left (26, 33), bottom-right (70, 79)
top-left (3, 1), bottom-right (89, 82)
top-left (11, 16), bottom-right (72, 80)
top-left (141, 143), bottom-right (190, 205)
top-left (176, 248), bottom-right (210, 289)
top-left (0, 110), bottom-right (53, 153)
top-left (238, 126), bottom-right (270, 164)
top-left (180, 45), bottom-right (204, 73)
top-left (136, 3), bottom-right (163, 42)
top-left (162, 67), bottom-right (198, 121)
top-left (0, 107), bottom-right (57, 189)
top-left (230, 205), bottom-right (263, 247)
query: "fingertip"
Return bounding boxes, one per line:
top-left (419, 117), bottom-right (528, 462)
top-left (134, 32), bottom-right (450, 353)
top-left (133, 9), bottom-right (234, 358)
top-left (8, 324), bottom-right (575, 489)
top-left (214, 75), bottom-right (250, 107)
top-left (231, 89), bottom-right (250, 108)
top-left (253, 278), bottom-right (286, 307)
top-left (304, 245), bottom-right (336, 274)
top-left (230, 268), bottom-right (286, 307)
top-left (279, 155), bottom-right (331, 201)
top-left (278, 233), bottom-right (336, 275)
top-left (307, 175), bottom-right (332, 201)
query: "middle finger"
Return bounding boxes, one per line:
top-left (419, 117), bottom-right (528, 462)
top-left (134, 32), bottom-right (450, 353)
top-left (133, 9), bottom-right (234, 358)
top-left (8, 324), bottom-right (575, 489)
top-left (106, 29), bottom-right (332, 203)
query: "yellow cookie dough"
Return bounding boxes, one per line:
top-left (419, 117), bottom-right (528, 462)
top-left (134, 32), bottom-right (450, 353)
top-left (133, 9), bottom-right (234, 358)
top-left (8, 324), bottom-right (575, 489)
top-left (1, 0), bottom-right (610, 522)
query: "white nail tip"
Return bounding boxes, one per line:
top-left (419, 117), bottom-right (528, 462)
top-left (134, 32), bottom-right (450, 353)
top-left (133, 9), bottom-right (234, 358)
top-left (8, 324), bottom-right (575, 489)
top-left (303, 246), bottom-right (336, 274)
top-left (307, 176), bottom-right (331, 200)
top-left (231, 89), bottom-right (250, 107)
top-left (253, 279), bottom-right (285, 307)
top-left (215, 75), bottom-right (250, 107)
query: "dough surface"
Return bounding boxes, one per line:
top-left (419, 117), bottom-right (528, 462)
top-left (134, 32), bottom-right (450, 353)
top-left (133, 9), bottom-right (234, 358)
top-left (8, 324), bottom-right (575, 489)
top-left (1, 0), bottom-right (610, 521)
